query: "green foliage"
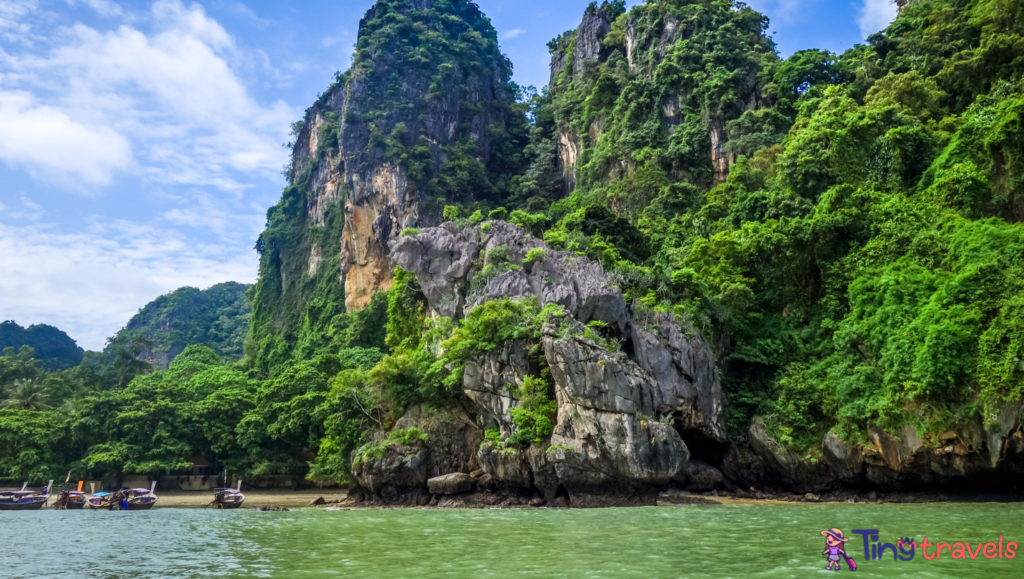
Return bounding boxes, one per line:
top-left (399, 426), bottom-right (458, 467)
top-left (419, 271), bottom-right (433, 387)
top-left (438, 298), bottom-right (552, 389)
top-left (386, 267), bottom-right (428, 352)
top-left (0, 321), bottom-right (83, 371)
top-left (342, 0), bottom-right (530, 212)
top-left (402, 227), bottom-right (420, 237)
top-left (529, 0), bottom-right (1024, 451)
top-left (509, 209), bottom-right (549, 236)
top-left (0, 408), bottom-right (71, 483)
top-left (72, 345), bottom-right (257, 477)
top-left (1, 379), bottom-right (52, 411)
top-left (523, 248), bottom-right (547, 264)
top-left (11, 0), bottom-right (1024, 484)
top-left (544, 0), bottom-right (780, 205)
top-left (506, 375), bottom-right (557, 447)
top-left (353, 427), bottom-right (428, 467)
top-left (112, 282), bottom-right (251, 368)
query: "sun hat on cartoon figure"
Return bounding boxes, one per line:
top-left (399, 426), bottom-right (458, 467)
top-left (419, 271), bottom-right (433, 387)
top-left (822, 528), bottom-right (849, 543)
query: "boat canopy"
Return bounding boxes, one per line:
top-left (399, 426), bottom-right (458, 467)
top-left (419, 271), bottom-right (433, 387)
top-left (92, 492), bottom-right (112, 497)
top-left (215, 489), bottom-right (242, 494)
top-left (128, 488), bottom-right (152, 494)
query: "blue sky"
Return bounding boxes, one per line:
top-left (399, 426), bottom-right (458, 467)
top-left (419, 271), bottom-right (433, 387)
top-left (0, 0), bottom-right (899, 350)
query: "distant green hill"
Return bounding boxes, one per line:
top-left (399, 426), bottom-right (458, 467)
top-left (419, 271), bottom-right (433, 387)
top-left (111, 282), bottom-right (251, 368)
top-left (0, 321), bottom-right (84, 371)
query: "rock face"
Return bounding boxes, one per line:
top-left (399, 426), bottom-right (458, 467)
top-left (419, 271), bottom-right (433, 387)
top-left (572, 2), bottom-right (614, 79)
top-left (362, 221), bottom-right (1024, 502)
top-left (544, 323), bottom-right (690, 504)
top-left (676, 460), bottom-right (724, 491)
top-left (549, 0), bottom-right (772, 191)
top-left (428, 473), bottom-right (475, 495)
top-left (746, 419), bottom-right (834, 493)
top-left (349, 403), bottom-right (483, 505)
top-left (728, 415), bottom-right (1024, 492)
top-left (385, 220), bottom-right (726, 505)
top-left (286, 0), bottom-right (521, 310)
top-left (349, 441), bottom-right (430, 505)
top-left (389, 221), bottom-right (629, 330)
top-left (631, 311), bottom-right (727, 441)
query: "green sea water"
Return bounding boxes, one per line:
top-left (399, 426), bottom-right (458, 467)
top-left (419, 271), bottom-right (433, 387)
top-left (3, 503), bottom-right (1023, 578)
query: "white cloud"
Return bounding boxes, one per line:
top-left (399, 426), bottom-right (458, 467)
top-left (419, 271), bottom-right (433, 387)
top-left (0, 1), bottom-right (295, 348)
top-left (858, 0), bottom-right (898, 38)
top-left (0, 90), bottom-right (133, 186)
top-left (0, 0), bottom-right (38, 43)
top-left (0, 219), bottom-right (258, 350)
top-left (6, 196), bottom-right (44, 220)
top-left (160, 190), bottom-right (242, 235)
top-left (65, 0), bottom-right (124, 18)
top-left (1, 0), bottom-right (297, 191)
top-left (500, 29), bottom-right (525, 41)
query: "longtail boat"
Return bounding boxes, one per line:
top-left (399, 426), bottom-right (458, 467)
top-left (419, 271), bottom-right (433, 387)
top-left (53, 479), bottom-right (87, 510)
top-left (87, 491), bottom-right (113, 510)
top-left (53, 491), bottom-right (86, 510)
top-left (209, 481), bottom-right (245, 509)
top-left (126, 482), bottom-right (158, 510)
top-left (0, 481), bottom-right (52, 511)
top-left (87, 481), bottom-right (158, 510)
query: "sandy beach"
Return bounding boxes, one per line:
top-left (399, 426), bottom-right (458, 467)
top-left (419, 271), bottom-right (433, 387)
top-left (154, 489), bottom-right (348, 509)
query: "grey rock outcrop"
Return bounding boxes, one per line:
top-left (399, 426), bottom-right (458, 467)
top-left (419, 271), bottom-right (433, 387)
top-left (549, 31), bottom-right (572, 86)
top-left (746, 419), bottom-right (834, 493)
top-left (675, 460), bottom-right (724, 491)
top-left (350, 442), bottom-right (430, 505)
top-left (720, 444), bottom-right (765, 488)
top-left (747, 416), bottom-right (1024, 492)
top-left (544, 326), bottom-right (689, 499)
top-left (393, 404), bottom-right (484, 479)
top-left (631, 310), bottom-right (727, 441)
top-left (572, 2), bottom-right (614, 79)
top-left (386, 221), bottom-right (727, 504)
top-left (822, 432), bottom-right (864, 484)
top-left (349, 403), bottom-right (483, 504)
top-left (463, 341), bottom-right (532, 434)
top-left (428, 473), bottom-right (475, 495)
top-left (861, 424), bottom-right (993, 488)
top-left (390, 221), bottom-right (628, 331)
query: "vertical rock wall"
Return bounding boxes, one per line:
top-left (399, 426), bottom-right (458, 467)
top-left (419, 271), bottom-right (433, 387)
top-left (551, 0), bottom-right (771, 189)
top-left (285, 0), bottom-right (520, 311)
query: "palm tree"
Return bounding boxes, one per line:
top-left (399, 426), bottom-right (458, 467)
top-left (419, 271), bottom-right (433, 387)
top-left (0, 379), bottom-right (52, 411)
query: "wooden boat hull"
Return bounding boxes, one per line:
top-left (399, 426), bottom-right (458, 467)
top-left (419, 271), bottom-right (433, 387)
top-left (65, 501), bottom-right (86, 510)
top-left (218, 501), bottom-right (245, 509)
top-left (126, 501), bottom-right (155, 511)
top-left (0, 500), bottom-right (47, 511)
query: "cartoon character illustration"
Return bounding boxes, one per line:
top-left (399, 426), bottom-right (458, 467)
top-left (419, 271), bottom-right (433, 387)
top-left (821, 528), bottom-right (857, 571)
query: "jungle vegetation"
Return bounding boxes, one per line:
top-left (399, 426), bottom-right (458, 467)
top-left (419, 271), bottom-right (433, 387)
top-left (4, 0), bottom-right (1024, 484)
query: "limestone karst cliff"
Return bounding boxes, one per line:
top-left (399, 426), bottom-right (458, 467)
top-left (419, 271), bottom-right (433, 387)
top-left (345, 219), bottom-right (727, 506)
top-left (547, 0), bottom-right (776, 192)
top-left (258, 0), bottom-right (1024, 503)
top-left (247, 0), bottom-right (528, 371)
